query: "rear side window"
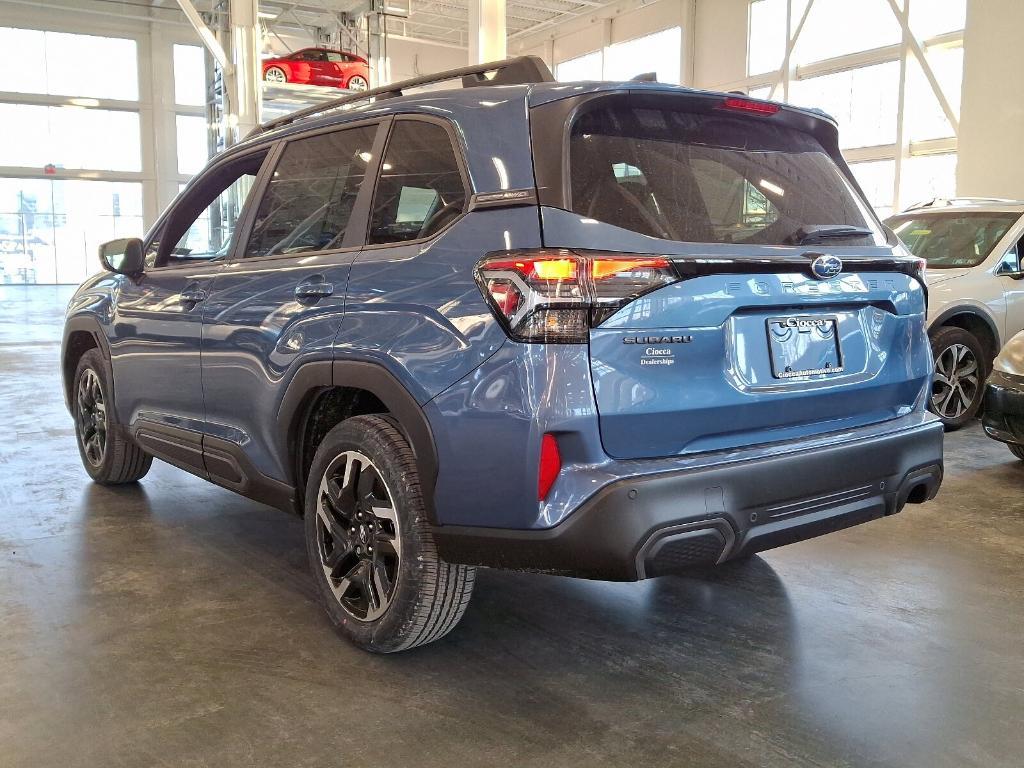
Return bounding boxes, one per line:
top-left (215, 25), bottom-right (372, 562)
top-left (368, 121), bottom-right (466, 245)
top-left (245, 124), bottom-right (377, 257)
top-left (886, 212), bottom-right (1018, 268)
top-left (569, 103), bottom-right (884, 246)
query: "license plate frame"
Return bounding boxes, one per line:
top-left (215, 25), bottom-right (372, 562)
top-left (766, 315), bottom-right (844, 379)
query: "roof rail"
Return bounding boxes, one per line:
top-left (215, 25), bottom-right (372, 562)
top-left (251, 55), bottom-right (554, 138)
top-left (905, 196), bottom-right (1021, 210)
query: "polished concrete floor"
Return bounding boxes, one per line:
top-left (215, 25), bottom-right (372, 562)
top-left (1, 285), bottom-right (1022, 768)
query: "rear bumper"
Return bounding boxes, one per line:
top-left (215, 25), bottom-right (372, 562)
top-left (434, 415), bottom-right (944, 580)
top-left (982, 370), bottom-right (1024, 444)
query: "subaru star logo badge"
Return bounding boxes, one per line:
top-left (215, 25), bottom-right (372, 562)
top-left (810, 254), bottom-right (843, 280)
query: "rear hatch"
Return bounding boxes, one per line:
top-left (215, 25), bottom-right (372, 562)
top-left (530, 90), bottom-right (931, 459)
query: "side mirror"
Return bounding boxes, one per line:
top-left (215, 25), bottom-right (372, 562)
top-left (99, 238), bottom-right (144, 276)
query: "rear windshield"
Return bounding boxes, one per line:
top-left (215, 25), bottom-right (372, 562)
top-left (568, 103), bottom-right (885, 246)
top-left (885, 211), bottom-right (1018, 268)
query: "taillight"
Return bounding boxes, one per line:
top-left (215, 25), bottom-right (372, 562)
top-left (719, 96), bottom-right (780, 115)
top-left (476, 249), bottom-right (679, 343)
top-left (538, 433), bottom-right (561, 501)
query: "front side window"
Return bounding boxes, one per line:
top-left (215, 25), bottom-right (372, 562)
top-left (886, 212), bottom-right (1019, 269)
top-left (148, 152), bottom-right (265, 268)
top-left (368, 121), bottom-right (466, 244)
top-left (245, 124), bottom-right (378, 257)
top-left (568, 101), bottom-right (885, 246)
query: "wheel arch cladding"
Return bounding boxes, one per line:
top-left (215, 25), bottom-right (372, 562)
top-left (282, 360), bottom-right (440, 521)
top-left (934, 309), bottom-right (999, 363)
top-left (62, 317), bottom-right (107, 410)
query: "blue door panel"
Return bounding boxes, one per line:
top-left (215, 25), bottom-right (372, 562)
top-left (200, 252), bottom-right (355, 480)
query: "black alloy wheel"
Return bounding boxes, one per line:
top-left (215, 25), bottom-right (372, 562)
top-left (314, 450), bottom-right (401, 622)
top-left (76, 367), bottom-right (107, 467)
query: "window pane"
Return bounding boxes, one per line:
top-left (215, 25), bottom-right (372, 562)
top-left (154, 154), bottom-right (266, 267)
top-left (906, 45), bottom-right (962, 142)
top-left (793, 0), bottom-right (900, 65)
top-left (887, 212), bottom-right (1016, 268)
top-left (0, 177), bottom-right (142, 285)
top-left (556, 51), bottom-right (602, 82)
top-left (174, 44), bottom-right (206, 107)
top-left (247, 125), bottom-right (378, 257)
top-left (0, 27), bottom-right (138, 100)
top-left (909, 0), bottom-right (965, 39)
top-left (0, 28), bottom-right (46, 93)
top-left (369, 122), bottom-right (467, 245)
top-left (788, 61), bottom-right (900, 149)
top-left (748, 87), bottom-right (772, 100)
top-left (748, 0), bottom-right (786, 75)
top-left (849, 159), bottom-right (895, 219)
top-left (569, 102), bottom-right (885, 246)
top-left (900, 153), bottom-right (958, 208)
top-left (176, 115), bottom-right (209, 175)
top-left (0, 104), bottom-right (141, 171)
top-left (605, 28), bottom-right (681, 84)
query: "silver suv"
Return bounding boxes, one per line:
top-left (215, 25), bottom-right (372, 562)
top-left (886, 199), bottom-right (1024, 429)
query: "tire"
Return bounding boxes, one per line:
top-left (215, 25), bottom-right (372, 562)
top-left (72, 349), bottom-right (152, 484)
top-left (346, 74), bottom-right (368, 91)
top-left (1009, 444), bottom-right (1024, 461)
top-left (264, 66), bottom-right (287, 84)
top-left (929, 326), bottom-right (985, 431)
top-left (304, 414), bottom-right (475, 653)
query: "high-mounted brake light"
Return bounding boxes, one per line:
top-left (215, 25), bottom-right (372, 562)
top-left (476, 249), bottom-right (679, 343)
top-left (720, 96), bottom-right (780, 115)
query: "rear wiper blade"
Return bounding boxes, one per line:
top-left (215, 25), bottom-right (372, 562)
top-left (788, 225), bottom-right (874, 245)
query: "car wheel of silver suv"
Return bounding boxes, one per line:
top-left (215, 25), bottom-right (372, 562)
top-left (929, 326), bottom-right (985, 431)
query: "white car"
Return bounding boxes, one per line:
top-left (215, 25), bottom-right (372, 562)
top-left (886, 198), bottom-right (1024, 429)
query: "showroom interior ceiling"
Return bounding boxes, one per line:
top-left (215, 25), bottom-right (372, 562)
top-left (136, 0), bottom-right (612, 48)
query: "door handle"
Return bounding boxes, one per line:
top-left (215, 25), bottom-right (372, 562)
top-left (179, 285), bottom-right (207, 305)
top-left (294, 280), bottom-right (334, 301)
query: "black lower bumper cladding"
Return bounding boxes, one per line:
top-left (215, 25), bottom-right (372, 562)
top-left (434, 419), bottom-right (944, 581)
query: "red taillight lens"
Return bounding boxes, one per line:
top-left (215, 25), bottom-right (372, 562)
top-left (720, 96), bottom-right (780, 115)
top-left (476, 249), bottom-right (678, 343)
top-left (538, 433), bottom-right (561, 501)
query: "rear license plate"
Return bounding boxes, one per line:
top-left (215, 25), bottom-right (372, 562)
top-left (766, 315), bottom-right (843, 378)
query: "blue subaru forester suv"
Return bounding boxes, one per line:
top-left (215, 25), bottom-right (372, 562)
top-left (62, 57), bottom-right (943, 652)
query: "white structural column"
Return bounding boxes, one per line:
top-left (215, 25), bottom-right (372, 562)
top-left (229, 0), bottom-right (262, 140)
top-left (957, 0), bottom-right (1024, 198)
top-left (468, 0), bottom-right (507, 64)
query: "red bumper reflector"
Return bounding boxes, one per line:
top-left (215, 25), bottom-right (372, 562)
top-left (538, 433), bottom-right (561, 501)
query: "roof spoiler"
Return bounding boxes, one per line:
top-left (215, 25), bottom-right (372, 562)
top-left (251, 55), bottom-right (554, 138)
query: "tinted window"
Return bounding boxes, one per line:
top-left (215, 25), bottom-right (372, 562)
top-left (368, 121), bottom-right (466, 245)
top-left (886, 212), bottom-right (1019, 268)
top-left (569, 102), bottom-right (885, 246)
top-left (246, 124), bottom-right (377, 257)
top-left (148, 152), bottom-right (265, 268)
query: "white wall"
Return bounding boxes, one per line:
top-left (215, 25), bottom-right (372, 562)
top-left (385, 38), bottom-right (468, 83)
top-left (691, 0), bottom-right (748, 89)
top-left (956, 0), bottom-right (1024, 199)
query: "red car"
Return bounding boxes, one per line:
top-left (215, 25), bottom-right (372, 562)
top-left (262, 48), bottom-right (370, 91)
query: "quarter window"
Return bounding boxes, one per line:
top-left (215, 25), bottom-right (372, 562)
top-left (245, 124), bottom-right (377, 257)
top-left (368, 121), bottom-right (466, 245)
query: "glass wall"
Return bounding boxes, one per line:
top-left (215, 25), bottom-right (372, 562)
top-left (0, 179), bottom-right (143, 285)
top-left (0, 26), bottom-right (205, 284)
top-left (744, 0), bottom-right (965, 215)
top-left (556, 27), bottom-right (681, 85)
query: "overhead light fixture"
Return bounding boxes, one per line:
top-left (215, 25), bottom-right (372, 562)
top-left (257, 10), bottom-right (279, 20)
top-left (759, 179), bottom-right (785, 197)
